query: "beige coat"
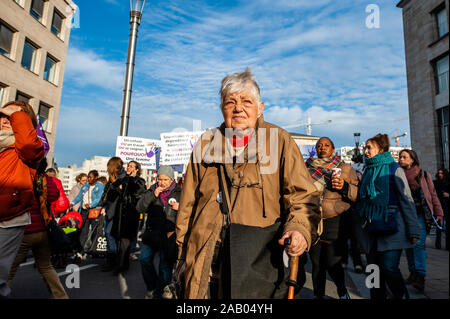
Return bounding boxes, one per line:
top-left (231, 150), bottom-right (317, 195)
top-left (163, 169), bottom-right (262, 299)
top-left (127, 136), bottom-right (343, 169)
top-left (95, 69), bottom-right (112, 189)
top-left (319, 162), bottom-right (359, 219)
top-left (176, 116), bottom-right (321, 299)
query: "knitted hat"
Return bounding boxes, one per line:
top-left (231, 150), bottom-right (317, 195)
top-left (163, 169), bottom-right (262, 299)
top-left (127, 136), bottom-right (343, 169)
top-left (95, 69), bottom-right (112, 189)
top-left (157, 165), bottom-right (174, 180)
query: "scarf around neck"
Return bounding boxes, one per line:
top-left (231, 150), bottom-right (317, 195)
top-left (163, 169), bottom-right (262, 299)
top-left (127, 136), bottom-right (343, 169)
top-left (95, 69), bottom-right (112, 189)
top-left (160, 181), bottom-right (177, 206)
top-left (358, 152), bottom-right (394, 222)
top-left (305, 153), bottom-right (341, 187)
top-left (403, 165), bottom-right (421, 192)
top-left (0, 130), bottom-right (15, 153)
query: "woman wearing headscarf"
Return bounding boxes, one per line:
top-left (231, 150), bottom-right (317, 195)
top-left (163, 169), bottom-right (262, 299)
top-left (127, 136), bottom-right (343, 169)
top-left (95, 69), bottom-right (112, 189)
top-left (176, 68), bottom-right (321, 299)
top-left (0, 101), bottom-right (44, 298)
top-left (398, 149), bottom-right (444, 292)
top-left (355, 134), bottom-right (420, 299)
top-left (305, 137), bottom-right (359, 299)
top-left (137, 165), bottom-right (181, 299)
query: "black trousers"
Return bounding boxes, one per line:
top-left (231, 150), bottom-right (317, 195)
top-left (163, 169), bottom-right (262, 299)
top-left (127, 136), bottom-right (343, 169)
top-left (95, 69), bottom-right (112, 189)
top-left (338, 210), bottom-right (363, 267)
top-left (309, 240), bottom-right (347, 297)
top-left (116, 238), bottom-right (132, 271)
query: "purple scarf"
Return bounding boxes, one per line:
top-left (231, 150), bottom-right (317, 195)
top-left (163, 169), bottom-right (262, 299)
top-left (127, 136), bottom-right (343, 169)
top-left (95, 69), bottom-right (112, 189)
top-left (160, 181), bottom-right (177, 206)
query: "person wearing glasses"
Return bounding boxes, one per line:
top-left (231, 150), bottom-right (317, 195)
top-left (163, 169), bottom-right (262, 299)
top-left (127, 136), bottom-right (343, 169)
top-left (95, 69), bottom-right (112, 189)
top-left (175, 68), bottom-right (321, 299)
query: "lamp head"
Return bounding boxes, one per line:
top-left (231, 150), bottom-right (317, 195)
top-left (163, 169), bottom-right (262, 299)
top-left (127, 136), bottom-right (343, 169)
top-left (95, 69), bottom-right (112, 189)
top-left (130, 0), bottom-right (145, 13)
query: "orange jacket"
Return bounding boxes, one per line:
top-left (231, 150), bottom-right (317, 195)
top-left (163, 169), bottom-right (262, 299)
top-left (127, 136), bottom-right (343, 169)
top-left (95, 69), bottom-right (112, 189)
top-left (0, 111), bottom-right (45, 222)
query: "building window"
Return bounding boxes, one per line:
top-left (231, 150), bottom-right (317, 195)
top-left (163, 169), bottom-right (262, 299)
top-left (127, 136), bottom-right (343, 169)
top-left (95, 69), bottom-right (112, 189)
top-left (16, 91), bottom-right (31, 103)
top-left (435, 55), bottom-right (449, 94)
top-left (51, 10), bottom-right (63, 37)
top-left (38, 102), bottom-right (51, 131)
top-left (30, 0), bottom-right (47, 22)
top-left (21, 40), bottom-right (38, 72)
top-left (436, 8), bottom-right (448, 38)
top-left (437, 106), bottom-right (449, 170)
top-left (0, 21), bottom-right (14, 58)
top-left (44, 54), bottom-right (57, 83)
top-left (0, 84), bottom-right (6, 106)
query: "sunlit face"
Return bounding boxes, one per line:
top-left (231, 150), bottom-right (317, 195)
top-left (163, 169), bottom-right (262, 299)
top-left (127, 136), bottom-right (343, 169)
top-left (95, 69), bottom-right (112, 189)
top-left (127, 162), bottom-right (138, 177)
top-left (222, 89), bottom-right (264, 131)
top-left (364, 140), bottom-right (381, 158)
top-left (157, 174), bottom-right (172, 190)
top-left (316, 138), bottom-right (334, 159)
top-left (80, 176), bottom-right (88, 185)
top-left (398, 151), bottom-right (414, 169)
top-left (0, 114), bottom-right (12, 131)
top-left (88, 173), bottom-right (97, 185)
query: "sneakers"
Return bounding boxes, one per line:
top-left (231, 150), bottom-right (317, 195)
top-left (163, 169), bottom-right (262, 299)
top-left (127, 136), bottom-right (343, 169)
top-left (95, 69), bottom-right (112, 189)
top-left (354, 265), bottom-right (363, 274)
top-left (339, 293), bottom-right (351, 299)
top-left (145, 290), bottom-right (157, 299)
top-left (162, 285), bottom-right (174, 299)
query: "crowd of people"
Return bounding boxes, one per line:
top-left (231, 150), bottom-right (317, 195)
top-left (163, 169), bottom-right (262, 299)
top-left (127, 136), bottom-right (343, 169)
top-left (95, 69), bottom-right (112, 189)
top-left (0, 68), bottom-right (448, 300)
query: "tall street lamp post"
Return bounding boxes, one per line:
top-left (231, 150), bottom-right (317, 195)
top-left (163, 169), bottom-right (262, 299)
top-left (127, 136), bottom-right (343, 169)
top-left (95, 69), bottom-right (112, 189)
top-left (352, 132), bottom-right (363, 163)
top-left (119, 0), bottom-right (146, 136)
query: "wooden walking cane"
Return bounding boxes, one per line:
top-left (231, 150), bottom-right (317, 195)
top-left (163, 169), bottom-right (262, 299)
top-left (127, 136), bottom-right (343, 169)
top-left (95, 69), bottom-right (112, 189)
top-left (284, 238), bottom-right (299, 299)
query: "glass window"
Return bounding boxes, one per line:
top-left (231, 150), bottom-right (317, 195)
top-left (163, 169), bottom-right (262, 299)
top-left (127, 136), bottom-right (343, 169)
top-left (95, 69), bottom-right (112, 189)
top-left (437, 8), bottom-right (448, 38)
top-left (436, 55), bottom-right (449, 94)
top-left (51, 10), bottom-right (63, 37)
top-left (38, 102), bottom-right (51, 131)
top-left (0, 22), bottom-right (14, 57)
top-left (21, 40), bottom-right (38, 72)
top-left (16, 91), bottom-right (30, 103)
top-left (437, 106), bottom-right (449, 169)
top-left (44, 55), bottom-right (57, 83)
top-left (30, 0), bottom-right (45, 21)
top-left (0, 84), bottom-right (5, 106)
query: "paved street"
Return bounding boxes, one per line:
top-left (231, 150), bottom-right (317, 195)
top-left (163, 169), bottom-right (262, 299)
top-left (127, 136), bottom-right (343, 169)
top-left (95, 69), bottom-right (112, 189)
top-left (8, 234), bottom-right (448, 300)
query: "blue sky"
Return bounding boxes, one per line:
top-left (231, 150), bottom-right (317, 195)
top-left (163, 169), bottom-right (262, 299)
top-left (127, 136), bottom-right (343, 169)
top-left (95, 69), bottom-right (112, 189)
top-left (54, 0), bottom-right (411, 167)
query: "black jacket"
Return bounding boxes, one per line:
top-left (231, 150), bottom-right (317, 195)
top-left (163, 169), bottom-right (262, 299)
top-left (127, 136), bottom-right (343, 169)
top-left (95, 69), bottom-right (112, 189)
top-left (136, 183), bottom-right (181, 255)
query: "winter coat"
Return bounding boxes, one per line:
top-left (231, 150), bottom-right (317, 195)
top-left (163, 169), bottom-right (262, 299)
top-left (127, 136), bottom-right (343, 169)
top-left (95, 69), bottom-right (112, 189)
top-left (433, 180), bottom-right (449, 215)
top-left (417, 170), bottom-right (444, 219)
top-left (110, 175), bottom-right (146, 240)
top-left (51, 177), bottom-right (70, 215)
top-left (318, 161), bottom-right (359, 219)
top-left (71, 181), bottom-right (105, 210)
top-left (98, 170), bottom-right (127, 220)
top-left (353, 162), bottom-right (421, 253)
top-left (176, 115), bottom-right (321, 299)
top-left (25, 176), bottom-right (60, 234)
top-left (137, 182), bottom-right (182, 254)
top-left (0, 112), bottom-right (44, 222)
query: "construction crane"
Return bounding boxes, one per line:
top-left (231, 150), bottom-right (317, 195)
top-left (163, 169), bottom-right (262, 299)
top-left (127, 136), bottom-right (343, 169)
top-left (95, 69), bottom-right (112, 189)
top-left (283, 117), bottom-right (332, 136)
top-left (391, 128), bottom-right (408, 147)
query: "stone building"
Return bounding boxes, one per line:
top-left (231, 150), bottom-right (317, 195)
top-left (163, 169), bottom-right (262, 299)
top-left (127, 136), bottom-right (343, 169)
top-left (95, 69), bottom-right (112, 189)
top-left (0, 0), bottom-right (77, 163)
top-left (397, 0), bottom-right (449, 175)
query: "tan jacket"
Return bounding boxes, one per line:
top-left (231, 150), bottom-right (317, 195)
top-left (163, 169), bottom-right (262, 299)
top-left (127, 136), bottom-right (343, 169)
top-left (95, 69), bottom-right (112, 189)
top-left (176, 116), bottom-right (321, 299)
top-left (319, 162), bottom-right (359, 219)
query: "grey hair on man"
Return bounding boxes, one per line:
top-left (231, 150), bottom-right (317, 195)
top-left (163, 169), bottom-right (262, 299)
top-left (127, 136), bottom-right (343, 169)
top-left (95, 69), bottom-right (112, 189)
top-left (219, 67), bottom-right (261, 108)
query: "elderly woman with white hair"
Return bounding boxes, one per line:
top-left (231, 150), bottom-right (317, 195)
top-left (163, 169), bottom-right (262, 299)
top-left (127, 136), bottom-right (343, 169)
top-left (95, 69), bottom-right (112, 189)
top-left (176, 68), bottom-right (321, 299)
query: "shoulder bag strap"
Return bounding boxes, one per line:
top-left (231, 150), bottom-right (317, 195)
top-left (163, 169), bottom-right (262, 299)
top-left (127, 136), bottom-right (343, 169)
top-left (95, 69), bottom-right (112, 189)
top-left (218, 165), bottom-right (232, 228)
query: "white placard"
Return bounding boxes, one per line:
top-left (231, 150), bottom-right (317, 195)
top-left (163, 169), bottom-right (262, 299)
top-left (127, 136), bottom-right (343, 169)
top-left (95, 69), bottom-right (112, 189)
top-left (160, 131), bottom-right (204, 166)
top-left (115, 136), bottom-right (161, 170)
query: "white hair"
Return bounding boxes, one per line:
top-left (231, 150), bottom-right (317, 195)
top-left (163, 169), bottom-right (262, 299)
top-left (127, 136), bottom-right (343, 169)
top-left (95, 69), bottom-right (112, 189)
top-left (219, 67), bottom-right (261, 108)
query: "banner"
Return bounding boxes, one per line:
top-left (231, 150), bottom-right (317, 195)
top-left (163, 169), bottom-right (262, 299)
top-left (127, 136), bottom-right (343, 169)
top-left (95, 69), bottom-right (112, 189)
top-left (299, 145), bottom-right (317, 160)
top-left (160, 131), bottom-right (204, 166)
top-left (115, 136), bottom-right (161, 170)
top-left (36, 116), bottom-right (50, 155)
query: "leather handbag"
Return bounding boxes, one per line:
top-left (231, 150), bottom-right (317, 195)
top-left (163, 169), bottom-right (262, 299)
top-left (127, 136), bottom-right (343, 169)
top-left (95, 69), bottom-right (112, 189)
top-left (88, 208), bottom-right (102, 219)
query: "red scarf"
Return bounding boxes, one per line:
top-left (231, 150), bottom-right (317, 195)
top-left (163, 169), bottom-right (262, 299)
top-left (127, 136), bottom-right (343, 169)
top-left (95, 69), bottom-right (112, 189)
top-left (230, 132), bottom-right (252, 148)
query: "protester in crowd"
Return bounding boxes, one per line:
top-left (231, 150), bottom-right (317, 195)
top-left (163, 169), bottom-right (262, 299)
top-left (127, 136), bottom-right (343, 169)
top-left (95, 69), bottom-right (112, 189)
top-left (106, 161), bottom-right (146, 275)
top-left (45, 168), bottom-right (57, 178)
top-left (305, 137), bottom-right (359, 299)
top-left (7, 158), bottom-right (68, 299)
top-left (0, 101), bottom-right (44, 298)
top-left (355, 134), bottom-right (420, 299)
top-left (398, 149), bottom-right (444, 292)
top-left (176, 68), bottom-right (321, 299)
top-left (70, 170), bottom-right (105, 260)
top-left (434, 168), bottom-right (449, 251)
top-left (98, 157), bottom-right (126, 272)
top-left (137, 165), bottom-right (181, 299)
top-left (98, 176), bottom-right (108, 185)
top-left (68, 173), bottom-right (88, 213)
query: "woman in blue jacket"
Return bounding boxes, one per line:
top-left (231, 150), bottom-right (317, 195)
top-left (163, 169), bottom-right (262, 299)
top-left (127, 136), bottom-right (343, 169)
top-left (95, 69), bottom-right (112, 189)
top-left (70, 170), bottom-right (105, 258)
top-left (355, 134), bottom-right (420, 299)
